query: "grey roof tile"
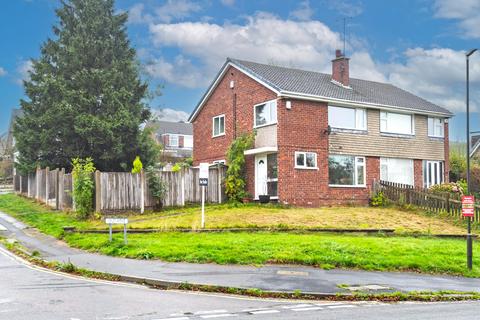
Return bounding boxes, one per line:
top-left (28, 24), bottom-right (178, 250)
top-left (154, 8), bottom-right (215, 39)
top-left (229, 58), bottom-right (452, 116)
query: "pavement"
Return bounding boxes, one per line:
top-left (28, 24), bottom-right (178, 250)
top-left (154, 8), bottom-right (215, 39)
top-left (1, 211), bottom-right (480, 296)
top-left (3, 246), bottom-right (480, 320)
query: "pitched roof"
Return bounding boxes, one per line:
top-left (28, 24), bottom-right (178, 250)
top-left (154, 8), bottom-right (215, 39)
top-left (147, 120), bottom-right (193, 136)
top-left (189, 58), bottom-right (452, 121)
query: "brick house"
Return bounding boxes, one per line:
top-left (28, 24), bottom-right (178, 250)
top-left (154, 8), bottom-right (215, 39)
top-left (189, 51), bottom-right (452, 205)
top-left (147, 120), bottom-right (193, 161)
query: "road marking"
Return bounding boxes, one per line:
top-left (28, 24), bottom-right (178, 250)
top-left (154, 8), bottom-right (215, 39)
top-left (154, 317), bottom-right (190, 320)
top-left (194, 310), bottom-right (228, 315)
top-left (0, 299), bottom-right (13, 304)
top-left (200, 314), bottom-right (237, 319)
top-left (292, 306), bottom-right (324, 311)
top-left (248, 310), bottom-right (280, 315)
top-left (0, 224), bottom-right (6, 231)
top-left (327, 305), bottom-right (356, 309)
top-left (280, 304), bottom-right (314, 309)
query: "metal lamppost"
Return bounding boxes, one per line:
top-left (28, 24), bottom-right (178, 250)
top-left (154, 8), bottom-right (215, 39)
top-left (466, 48), bottom-right (477, 270)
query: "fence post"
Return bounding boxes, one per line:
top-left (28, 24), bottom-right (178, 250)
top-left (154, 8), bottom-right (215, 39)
top-left (55, 169), bottom-right (59, 210)
top-left (95, 170), bottom-right (101, 213)
top-left (217, 165), bottom-right (222, 204)
top-left (140, 169), bottom-right (145, 213)
top-left (58, 168), bottom-right (65, 210)
top-left (35, 167), bottom-right (40, 200)
top-left (45, 167), bottom-right (49, 204)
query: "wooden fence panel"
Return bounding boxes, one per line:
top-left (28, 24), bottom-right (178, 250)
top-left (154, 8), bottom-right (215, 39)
top-left (378, 180), bottom-right (479, 224)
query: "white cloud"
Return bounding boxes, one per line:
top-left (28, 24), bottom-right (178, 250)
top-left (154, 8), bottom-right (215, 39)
top-left (0, 67), bottom-right (6, 77)
top-left (128, 0), bottom-right (202, 25)
top-left (151, 108), bottom-right (189, 122)
top-left (16, 60), bottom-right (33, 85)
top-left (144, 55), bottom-right (204, 88)
top-left (433, 0), bottom-right (480, 38)
top-left (386, 48), bottom-right (480, 112)
top-left (326, 0), bottom-right (363, 17)
top-left (289, 1), bottom-right (314, 21)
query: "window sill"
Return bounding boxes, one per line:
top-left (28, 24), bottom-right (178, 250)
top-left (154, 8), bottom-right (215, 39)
top-left (329, 184), bottom-right (367, 188)
top-left (380, 132), bottom-right (415, 138)
top-left (254, 122), bottom-right (277, 129)
top-left (295, 166), bottom-right (319, 170)
top-left (212, 133), bottom-right (225, 138)
top-left (254, 196), bottom-right (279, 200)
top-left (331, 127), bottom-right (367, 134)
top-left (428, 136), bottom-right (444, 140)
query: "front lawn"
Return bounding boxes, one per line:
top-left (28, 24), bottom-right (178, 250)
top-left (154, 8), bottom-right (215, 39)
top-left (0, 193), bottom-right (479, 277)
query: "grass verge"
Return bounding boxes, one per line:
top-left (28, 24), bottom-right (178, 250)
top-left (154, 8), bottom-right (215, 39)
top-left (1, 194), bottom-right (479, 277)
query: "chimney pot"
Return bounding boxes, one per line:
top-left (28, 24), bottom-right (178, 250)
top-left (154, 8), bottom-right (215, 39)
top-left (332, 49), bottom-right (350, 87)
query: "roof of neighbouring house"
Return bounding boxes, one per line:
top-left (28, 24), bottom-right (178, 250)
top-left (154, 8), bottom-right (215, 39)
top-left (188, 58), bottom-right (452, 121)
top-left (147, 120), bottom-right (193, 136)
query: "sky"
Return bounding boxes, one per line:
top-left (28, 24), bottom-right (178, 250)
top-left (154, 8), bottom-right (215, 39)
top-left (1, 0), bottom-right (480, 141)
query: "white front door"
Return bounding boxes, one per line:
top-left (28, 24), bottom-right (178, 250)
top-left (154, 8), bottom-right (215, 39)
top-left (255, 155), bottom-right (267, 198)
top-left (425, 160), bottom-right (444, 188)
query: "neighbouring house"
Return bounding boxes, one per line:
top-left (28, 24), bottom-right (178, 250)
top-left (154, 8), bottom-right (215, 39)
top-left (6, 109), bottom-right (23, 163)
top-left (147, 120), bottom-right (193, 162)
top-left (189, 51), bottom-right (452, 205)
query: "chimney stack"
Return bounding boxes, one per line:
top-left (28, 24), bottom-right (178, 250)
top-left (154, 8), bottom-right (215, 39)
top-left (332, 49), bottom-right (350, 87)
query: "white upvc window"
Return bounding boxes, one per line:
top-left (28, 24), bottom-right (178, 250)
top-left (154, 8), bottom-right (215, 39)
top-left (328, 155), bottom-right (366, 187)
top-left (183, 135), bottom-right (193, 149)
top-left (213, 159), bottom-right (226, 165)
top-left (295, 151), bottom-right (317, 169)
top-left (380, 158), bottom-right (414, 186)
top-left (169, 134), bottom-right (179, 147)
top-left (254, 100), bottom-right (277, 128)
top-left (380, 111), bottom-right (414, 135)
top-left (212, 115), bottom-right (225, 137)
top-left (428, 117), bottom-right (444, 138)
top-left (424, 160), bottom-right (444, 188)
top-left (328, 105), bottom-right (366, 130)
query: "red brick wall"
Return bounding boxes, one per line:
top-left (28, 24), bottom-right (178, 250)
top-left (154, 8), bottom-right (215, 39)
top-left (414, 159), bottom-right (423, 188)
top-left (276, 98), bottom-right (378, 206)
top-left (192, 66), bottom-right (277, 165)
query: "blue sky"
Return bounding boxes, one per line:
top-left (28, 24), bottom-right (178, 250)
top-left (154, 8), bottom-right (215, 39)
top-left (1, 0), bottom-right (480, 141)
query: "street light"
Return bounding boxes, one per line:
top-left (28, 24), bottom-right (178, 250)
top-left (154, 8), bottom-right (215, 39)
top-left (466, 48), bottom-right (477, 270)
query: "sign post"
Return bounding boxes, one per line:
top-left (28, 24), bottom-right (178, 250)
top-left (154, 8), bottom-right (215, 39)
top-left (199, 163), bottom-right (209, 229)
top-left (105, 217), bottom-right (129, 245)
top-left (462, 195), bottom-right (474, 269)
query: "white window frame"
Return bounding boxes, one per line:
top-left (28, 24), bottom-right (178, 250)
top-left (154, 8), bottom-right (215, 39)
top-left (428, 117), bottom-right (445, 138)
top-left (212, 114), bottom-right (225, 137)
top-left (380, 158), bottom-right (414, 186)
top-left (294, 151), bottom-right (318, 169)
top-left (213, 159), bottom-right (226, 165)
top-left (328, 155), bottom-right (366, 187)
top-left (328, 105), bottom-right (367, 130)
top-left (254, 99), bottom-right (277, 128)
top-left (424, 160), bottom-right (444, 188)
top-left (169, 134), bottom-right (179, 147)
top-left (380, 111), bottom-right (415, 135)
top-left (183, 135), bottom-right (193, 149)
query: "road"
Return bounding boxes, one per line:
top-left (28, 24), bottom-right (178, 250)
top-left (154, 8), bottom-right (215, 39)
top-left (0, 246), bottom-right (479, 320)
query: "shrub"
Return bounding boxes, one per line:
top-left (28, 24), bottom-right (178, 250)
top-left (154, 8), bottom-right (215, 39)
top-left (131, 156), bottom-right (143, 174)
top-left (370, 191), bottom-right (388, 207)
top-left (171, 163), bottom-right (181, 172)
top-left (146, 166), bottom-right (168, 210)
top-left (225, 132), bottom-right (255, 202)
top-left (429, 181), bottom-right (464, 195)
top-left (72, 157), bottom-right (96, 219)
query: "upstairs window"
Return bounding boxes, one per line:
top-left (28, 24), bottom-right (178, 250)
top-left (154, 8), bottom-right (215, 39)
top-left (254, 100), bottom-right (277, 127)
top-left (428, 117), bottom-right (444, 138)
top-left (169, 134), bottom-right (178, 147)
top-left (328, 105), bottom-right (366, 130)
top-left (380, 111), bottom-right (414, 135)
top-left (212, 115), bottom-right (225, 137)
top-left (183, 135), bottom-right (193, 148)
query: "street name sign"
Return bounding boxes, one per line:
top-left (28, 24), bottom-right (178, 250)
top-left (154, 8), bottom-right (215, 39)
top-left (105, 217), bottom-right (128, 244)
top-left (462, 195), bottom-right (475, 217)
top-left (105, 218), bottom-right (128, 224)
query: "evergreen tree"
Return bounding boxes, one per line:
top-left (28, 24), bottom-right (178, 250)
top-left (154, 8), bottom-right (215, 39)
top-left (14, 0), bottom-right (156, 173)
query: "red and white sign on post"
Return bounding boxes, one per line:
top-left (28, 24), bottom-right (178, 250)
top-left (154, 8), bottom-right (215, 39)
top-left (462, 195), bottom-right (475, 217)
